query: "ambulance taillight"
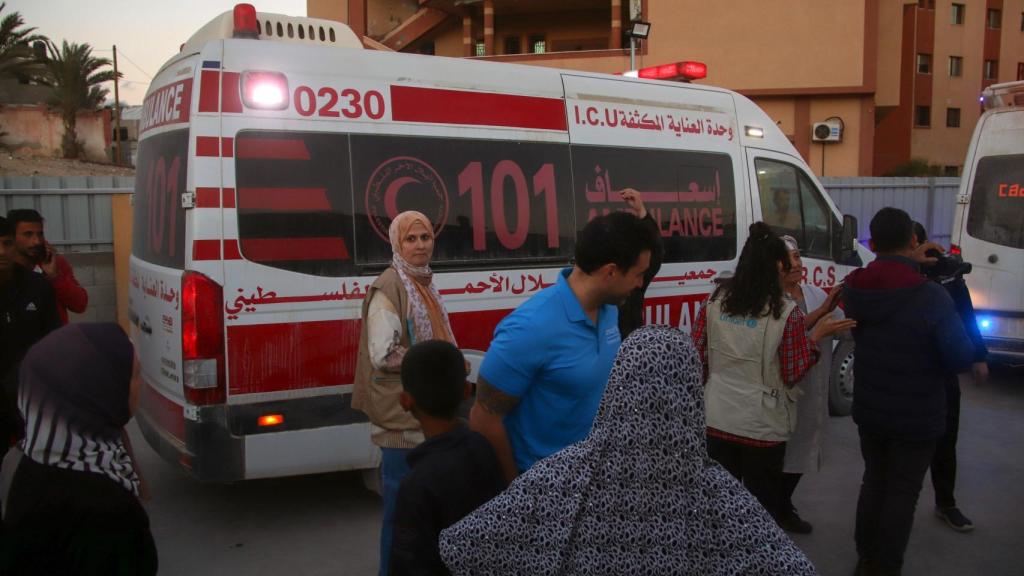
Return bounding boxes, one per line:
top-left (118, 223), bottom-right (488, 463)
top-left (182, 271), bottom-right (226, 406)
top-left (241, 71), bottom-right (289, 110)
top-left (233, 4), bottom-right (259, 39)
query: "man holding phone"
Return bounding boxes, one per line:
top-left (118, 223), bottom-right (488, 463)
top-left (7, 209), bottom-right (88, 325)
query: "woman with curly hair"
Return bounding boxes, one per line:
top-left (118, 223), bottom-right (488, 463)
top-left (692, 222), bottom-right (854, 529)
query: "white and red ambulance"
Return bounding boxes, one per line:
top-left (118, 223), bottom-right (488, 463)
top-left (129, 4), bottom-right (871, 481)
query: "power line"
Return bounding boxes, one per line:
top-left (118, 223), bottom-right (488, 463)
top-left (95, 47), bottom-right (153, 80)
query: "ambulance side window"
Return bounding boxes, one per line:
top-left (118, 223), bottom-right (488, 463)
top-left (570, 145), bottom-right (738, 263)
top-left (755, 159), bottom-right (835, 260)
top-left (351, 135), bottom-right (575, 267)
top-left (133, 129), bottom-right (188, 269)
top-left (235, 131), bottom-right (356, 277)
top-left (967, 154), bottom-right (1024, 249)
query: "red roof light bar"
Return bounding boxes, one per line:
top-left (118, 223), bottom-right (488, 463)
top-left (637, 61), bottom-right (708, 82)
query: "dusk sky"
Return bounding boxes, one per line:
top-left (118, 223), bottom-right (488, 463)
top-left (10, 0), bottom-right (307, 105)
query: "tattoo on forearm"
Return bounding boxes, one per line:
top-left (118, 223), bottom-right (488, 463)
top-left (476, 382), bottom-right (520, 415)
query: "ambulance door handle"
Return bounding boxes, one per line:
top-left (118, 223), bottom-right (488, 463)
top-left (139, 318), bottom-right (153, 335)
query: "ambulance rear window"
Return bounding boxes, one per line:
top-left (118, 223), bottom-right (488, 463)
top-left (571, 146), bottom-right (738, 263)
top-left (967, 154), bottom-right (1024, 249)
top-left (132, 129), bottom-right (188, 269)
top-left (235, 131), bottom-right (356, 277)
top-left (351, 135), bottom-right (576, 267)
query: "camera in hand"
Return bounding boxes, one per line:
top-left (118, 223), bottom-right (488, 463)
top-left (923, 249), bottom-right (972, 283)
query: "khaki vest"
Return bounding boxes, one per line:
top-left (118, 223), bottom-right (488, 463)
top-left (704, 297), bottom-right (798, 442)
top-left (352, 267), bottom-right (423, 449)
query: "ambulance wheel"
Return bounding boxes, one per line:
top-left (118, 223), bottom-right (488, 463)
top-left (829, 340), bottom-right (855, 416)
top-left (361, 466), bottom-right (382, 497)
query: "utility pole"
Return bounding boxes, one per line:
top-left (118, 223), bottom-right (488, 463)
top-left (112, 45), bottom-right (122, 166)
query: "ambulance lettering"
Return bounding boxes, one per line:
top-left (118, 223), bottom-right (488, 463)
top-left (294, 85), bottom-right (386, 120)
top-left (810, 264), bottom-right (837, 287)
top-left (140, 79), bottom-right (192, 134)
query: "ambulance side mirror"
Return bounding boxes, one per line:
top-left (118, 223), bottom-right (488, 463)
top-left (839, 214), bottom-right (858, 261)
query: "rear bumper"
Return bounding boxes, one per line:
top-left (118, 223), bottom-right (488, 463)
top-left (136, 389), bottom-right (379, 482)
top-left (983, 337), bottom-right (1024, 364)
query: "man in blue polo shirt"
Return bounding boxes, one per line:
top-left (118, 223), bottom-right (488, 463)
top-left (470, 210), bottom-right (660, 482)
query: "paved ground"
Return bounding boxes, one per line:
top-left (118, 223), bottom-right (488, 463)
top-left (134, 364), bottom-right (1024, 576)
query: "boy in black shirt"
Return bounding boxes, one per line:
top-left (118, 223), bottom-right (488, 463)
top-left (389, 340), bottom-right (505, 576)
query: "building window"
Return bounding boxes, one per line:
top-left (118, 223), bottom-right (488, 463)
top-left (917, 53), bottom-right (932, 74)
top-left (951, 3), bottom-right (965, 24)
top-left (529, 35), bottom-right (546, 54)
top-left (1018, 62), bottom-right (1023, 81)
top-left (915, 105), bottom-right (931, 127)
top-left (474, 41), bottom-right (485, 56)
top-left (1021, 11), bottom-right (1024, 31)
top-left (943, 166), bottom-right (960, 177)
top-left (949, 56), bottom-right (963, 77)
top-left (946, 107), bottom-right (961, 128)
top-left (504, 36), bottom-right (521, 55)
top-left (984, 59), bottom-right (998, 80)
top-left (987, 9), bottom-right (1001, 28)
top-left (917, 0), bottom-right (934, 9)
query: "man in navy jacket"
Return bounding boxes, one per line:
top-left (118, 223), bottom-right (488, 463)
top-left (843, 207), bottom-right (974, 576)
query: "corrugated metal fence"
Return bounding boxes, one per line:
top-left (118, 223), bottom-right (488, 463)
top-left (1, 175), bottom-right (960, 251)
top-left (0, 176), bottom-right (134, 253)
top-left (822, 177), bottom-right (961, 247)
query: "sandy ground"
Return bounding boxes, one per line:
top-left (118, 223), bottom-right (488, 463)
top-left (0, 150), bottom-right (135, 177)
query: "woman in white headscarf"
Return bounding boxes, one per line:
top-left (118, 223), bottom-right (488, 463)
top-left (439, 325), bottom-right (818, 576)
top-left (353, 210), bottom-right (457, 576)
top-left (778, 235), bottom-right (846, 534)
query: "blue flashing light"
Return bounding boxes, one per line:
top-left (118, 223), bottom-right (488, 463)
top-left (978, 317), bottom-right (992, 331)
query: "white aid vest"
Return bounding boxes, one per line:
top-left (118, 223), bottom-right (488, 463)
top-left (704, 297), bottom-right (798, 442)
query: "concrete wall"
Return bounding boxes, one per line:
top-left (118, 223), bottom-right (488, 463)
top-left (0, 105), bottom-right (111, 162)
top-left (64, 251), bottom-right (118, 324)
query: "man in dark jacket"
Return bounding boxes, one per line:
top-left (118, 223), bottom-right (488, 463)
top-left (0, 216), bottom-right (60, 463)
top-left (913, 222), bottom-right (987, 532)
top-left (617, 188), bottom-right (663, 339)
top-left (842, 208), bottom-right (974, 576)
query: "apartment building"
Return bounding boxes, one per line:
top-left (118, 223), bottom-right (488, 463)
top-left (309, 0), bottom-right (1024, 176)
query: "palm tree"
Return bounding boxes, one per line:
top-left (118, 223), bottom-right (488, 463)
top-left (39, 40), bottom-right (118, 159)
top-left (0, 3), bottom-right (46, 80)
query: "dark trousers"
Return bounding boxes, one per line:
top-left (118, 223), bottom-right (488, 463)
top-left (781, 472), bottom-right (802, 512)
top-left (855, 428), bottom-right (937, 574)
top-left (930, 378), bottom-right (961, 509)
top-left (707, 435), bottom-right (786, 519)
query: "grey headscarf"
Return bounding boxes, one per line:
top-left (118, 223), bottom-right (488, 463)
top-left (439, 325), bottom-right (817, 575)
top-left (17, 323), bottom-right (141, 496)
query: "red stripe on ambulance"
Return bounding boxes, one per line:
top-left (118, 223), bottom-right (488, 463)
top-left (237, 187), bottom-right (330, 211)
top-left (222, 72), bottom-right (242, 113)
top-left (223, 239), bottom-right (242, 260)
top-left (198, 70), bottom-right (220, 112)
top-left (240, 237), bottom-right (349, 261)
top-left (236, 138), bottom-right (311, 160)
top-left (390, 85), bottom-right (568, 131)
top-left (196, 137), bottom-right (219, 157)
top-left (227, 319), bottom-right (361, 395)
top-left (192, 239), bottom-right (221, 260)
top-left (222, 188), bottom-right (236, 208)
top-left (196, 187), bottom-right (221, 208)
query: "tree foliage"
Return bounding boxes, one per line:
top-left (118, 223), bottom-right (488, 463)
top-left (0, 2), bottom-right (46, 80)
top-left (39, 40), bottom-right (119, 158)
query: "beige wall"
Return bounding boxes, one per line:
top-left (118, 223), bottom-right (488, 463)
top-left (755, 98), bottom-right (797, 138)
top-left (1000, 0), bottom-right (1024, 82)
top-left (367, 0), bottom-right (417, 38)
top-left (646, 0), bottom-right (866, 90)
top-left (112, 194), bottom-right (133, 334)
top-left (0, 105), bottom-right (110, 162)
top-left (877, 1), bottom-right (913, 107)
top-left (308, 0), bottom-right (346, 24)
top-left (805, 98), bottom-right (863, 177)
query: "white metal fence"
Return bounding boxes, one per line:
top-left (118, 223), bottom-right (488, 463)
top-left (822, 177), bottom-right (961, 247)
top-left (0, 176), bottom-right (134, 253)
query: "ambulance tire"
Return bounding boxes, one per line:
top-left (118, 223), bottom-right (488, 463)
top-left (829, 340), bottom-right (855, 416)
top-left (361, 465), bottom-right (382, 497)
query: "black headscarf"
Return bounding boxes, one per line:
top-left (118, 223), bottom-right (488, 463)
top-left (440, 325), bottom-right (817, 575)
top-left (17, 323), bottom-right (140, 496)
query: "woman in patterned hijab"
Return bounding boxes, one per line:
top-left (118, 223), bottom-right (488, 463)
top-left (439, 325), bottom-right (817, 576)
top-left (1, 323), bottom-right (157, 574)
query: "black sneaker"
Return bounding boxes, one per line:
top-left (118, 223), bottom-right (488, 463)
top-left (778, 507), bottom-right (813, 534)
top-left (935, 506), bottom-right (974, 532)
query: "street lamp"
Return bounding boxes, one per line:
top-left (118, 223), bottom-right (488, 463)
top-left (626, 21), bottom-right (651, 71)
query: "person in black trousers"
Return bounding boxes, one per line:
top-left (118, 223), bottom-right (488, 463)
top-left (913, 222), bottom-right (988, 532)
top-left (843, 208), bottom-right (974, 576)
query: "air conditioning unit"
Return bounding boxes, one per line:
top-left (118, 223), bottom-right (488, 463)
top-left (812, 120), bottom-right (843, 143)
